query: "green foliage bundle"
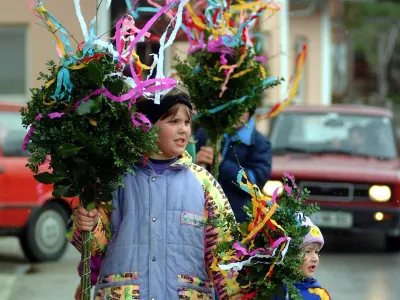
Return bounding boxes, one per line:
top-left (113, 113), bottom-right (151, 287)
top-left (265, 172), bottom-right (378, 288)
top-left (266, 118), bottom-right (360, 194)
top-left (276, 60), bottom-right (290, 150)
top-left (215, 173), bottom-right (320, 299)
top-left (174, 48), bottom-right (280, 144)
top-left (21, 51), bottom-right (159, 208)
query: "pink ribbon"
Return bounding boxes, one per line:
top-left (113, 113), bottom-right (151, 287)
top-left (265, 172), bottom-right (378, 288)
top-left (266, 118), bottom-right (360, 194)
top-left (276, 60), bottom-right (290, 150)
top-left (254, 56), bottom-right (266, 66)
top-left (48, 112), bottom-right (65, 118)
top-left (188, 31), bottom-right (206, 54)
top-left (131, 112), bottom-right (151, 131)
top-left (220, 53), bottom-right (228, 65)
top-left (271, 236), bottom-right (289, 249)
top-left (23, 115), bottom-right (43, 149)
top-left (207, 37), bottom-right (234, 55)
top-left (283, 185), bottom-right (292, 196)
top-left (271, 186), bottom-right (279, 204)
top-left (233, 241), bottom-right (271, 258)
top-left (22, 78), bottom-right (176, 150)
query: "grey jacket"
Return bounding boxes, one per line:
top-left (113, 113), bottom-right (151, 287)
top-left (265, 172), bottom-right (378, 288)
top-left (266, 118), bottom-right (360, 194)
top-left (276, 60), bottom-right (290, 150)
top-left (67, 153), bottom-right (240, 299)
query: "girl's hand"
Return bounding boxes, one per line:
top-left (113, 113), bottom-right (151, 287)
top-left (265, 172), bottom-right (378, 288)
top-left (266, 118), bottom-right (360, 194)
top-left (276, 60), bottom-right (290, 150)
top-left (75, 205), bottom-right (100, 232)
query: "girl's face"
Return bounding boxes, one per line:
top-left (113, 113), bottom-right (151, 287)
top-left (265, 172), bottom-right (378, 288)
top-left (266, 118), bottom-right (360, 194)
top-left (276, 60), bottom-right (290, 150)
top-left (301, 242), bottom-right (321, 278)
top-left (151, 104), bottom-right (191, 160)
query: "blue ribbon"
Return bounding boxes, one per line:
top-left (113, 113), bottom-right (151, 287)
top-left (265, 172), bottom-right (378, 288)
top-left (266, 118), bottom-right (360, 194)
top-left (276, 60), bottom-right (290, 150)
top-left (192, 77), bottom-right (279, 120)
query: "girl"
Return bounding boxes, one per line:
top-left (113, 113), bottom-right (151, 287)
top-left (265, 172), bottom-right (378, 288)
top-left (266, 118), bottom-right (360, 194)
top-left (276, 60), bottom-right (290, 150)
top-left (67, 85), bottom-right (241, 299)
top-left (275, 217), bottom-right (331, 300)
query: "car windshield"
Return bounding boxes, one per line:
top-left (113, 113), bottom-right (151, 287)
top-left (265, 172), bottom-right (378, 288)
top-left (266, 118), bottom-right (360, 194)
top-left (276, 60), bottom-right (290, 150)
top-left (0, 111), bottom-right (29, 156)
top-left (270, 112), bottom-right (398, 159)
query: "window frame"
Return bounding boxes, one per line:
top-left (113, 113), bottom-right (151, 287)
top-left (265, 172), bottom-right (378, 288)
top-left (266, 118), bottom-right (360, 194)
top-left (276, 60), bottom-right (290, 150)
top-left (0, 25), bottom-right (28, 102)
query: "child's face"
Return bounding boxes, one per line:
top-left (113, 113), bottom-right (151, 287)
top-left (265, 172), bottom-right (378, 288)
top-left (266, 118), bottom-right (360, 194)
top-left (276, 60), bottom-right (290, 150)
top-left (301, 242), bottom-right (321, 278)
top-left (152, 105), bottom-right (191, 159)
top-left (232, 111), bottom-right (250, 130)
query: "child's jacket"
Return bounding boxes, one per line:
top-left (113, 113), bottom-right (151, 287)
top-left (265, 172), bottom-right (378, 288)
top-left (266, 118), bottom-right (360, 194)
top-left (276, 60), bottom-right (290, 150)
top-left (275, 278), bottom-right (331, 300)
top-left (67, 152), bottom-right (240, 300)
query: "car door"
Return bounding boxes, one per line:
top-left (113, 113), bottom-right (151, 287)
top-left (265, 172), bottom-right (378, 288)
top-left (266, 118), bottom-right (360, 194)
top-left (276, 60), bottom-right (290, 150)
top-left (0, 153), bottom-right (6, 223)
top-left (0, 111), bottom-right (39, 228)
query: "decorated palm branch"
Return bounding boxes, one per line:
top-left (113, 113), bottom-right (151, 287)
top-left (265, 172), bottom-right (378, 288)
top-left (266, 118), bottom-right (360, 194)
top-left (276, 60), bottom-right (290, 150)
top-left (21, 1), bottom-right (188, 299)
top-left (174, 0), bottom-right (282, 178)
top-left (213, 171), bottom-right (319, 299)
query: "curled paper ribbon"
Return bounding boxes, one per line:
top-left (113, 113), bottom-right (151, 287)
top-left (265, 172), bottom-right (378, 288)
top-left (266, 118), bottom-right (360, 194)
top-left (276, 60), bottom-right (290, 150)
top-left (31, 0), bottom-right (183, 102)
top-left (233, 241), bottom-right (271, 258)
top-left (23, 0), bottom-right (187, 151)
top-left (216, 170), bottom-right (302, 277)
top-left (218, 253), bottom-right (278, 272)
top-left (256, 44), bottom-right (308, 120)
top-left (22, 77), bottom-right (176, 151)
top-left (182, 1), bottom-right (280, 98)
top-left (193, 77), bottom-right (279, 120)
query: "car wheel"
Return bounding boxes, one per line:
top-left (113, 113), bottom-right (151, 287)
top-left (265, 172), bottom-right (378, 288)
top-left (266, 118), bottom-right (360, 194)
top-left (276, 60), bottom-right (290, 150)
top-left (385, 235), bottom-right (400, 252)
top-left (19, 202), bottom-right (69, 262)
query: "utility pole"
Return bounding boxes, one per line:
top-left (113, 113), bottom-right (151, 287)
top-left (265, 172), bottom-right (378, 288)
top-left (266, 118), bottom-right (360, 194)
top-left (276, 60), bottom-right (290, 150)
top-left (279, 0), bottom-right (289, 100)
top-left (96, 0), bottom-right (111, 38)
top-left (321, 0), bottom-right (332, 106)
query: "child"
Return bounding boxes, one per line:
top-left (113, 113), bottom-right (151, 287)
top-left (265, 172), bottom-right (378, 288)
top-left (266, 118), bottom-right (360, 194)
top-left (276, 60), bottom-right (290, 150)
top-left (73, 135), bottom-right (198, 300)
top-left (67, 84), bottom-right (241, 300)
top-left (276, 217), bottom-right (331, 300)
top-left (195, 107), bottom-right (272, 222)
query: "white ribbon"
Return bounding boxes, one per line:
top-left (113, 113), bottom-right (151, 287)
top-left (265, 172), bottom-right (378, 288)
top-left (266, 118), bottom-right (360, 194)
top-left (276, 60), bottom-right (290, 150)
top-left (153, 0), bottom-right (189, 104)
top-left (74, 0), bottom-right (89, 41)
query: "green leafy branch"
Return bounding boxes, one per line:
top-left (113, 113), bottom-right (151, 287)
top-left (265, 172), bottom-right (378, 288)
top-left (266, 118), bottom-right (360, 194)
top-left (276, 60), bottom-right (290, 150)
top-left (214, 174), bottom-right (320, 299)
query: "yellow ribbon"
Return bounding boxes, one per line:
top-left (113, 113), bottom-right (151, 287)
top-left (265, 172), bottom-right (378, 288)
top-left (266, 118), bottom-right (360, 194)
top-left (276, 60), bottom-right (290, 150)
top-left (259, 65), bottom-right (266, 79)
top-left (242, 203), bottom-right (278, 245)
top-left (36, 6), bottom-right (66, 57)
top-left (185, 2), bottom-right (207, 31)
top-left (270, 219), bottom-right (286, 236)
top-left (231, 68), bottom-right (252, 79)
top-left (265, 241), bottom-right (287, 279)
top-left (266, 46), bottom-right (307, 119)
top-left (68, 64), bottom-right (87, 70)
top-left (132, 50), bottom-right (151, 70)
top-left (230, 1), bottom-right (281, 13)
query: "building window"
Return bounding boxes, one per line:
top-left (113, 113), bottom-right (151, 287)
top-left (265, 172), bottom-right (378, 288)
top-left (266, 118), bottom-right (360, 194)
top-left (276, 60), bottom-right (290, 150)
top-left (0, 26), bottom-right (27, 100)
top-left (294, 36), bottom-right (307, 104)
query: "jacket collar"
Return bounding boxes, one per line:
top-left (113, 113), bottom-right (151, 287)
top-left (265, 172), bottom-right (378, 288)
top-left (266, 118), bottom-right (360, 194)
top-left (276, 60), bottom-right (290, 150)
top-left (230, 117), bottom-right (256, 146)
top-left (295, 278), bottom-right (321, 290)
top-left (171, 150), bottom-right (193, 167)
top-left (138, 151), bottom-right (192, 175)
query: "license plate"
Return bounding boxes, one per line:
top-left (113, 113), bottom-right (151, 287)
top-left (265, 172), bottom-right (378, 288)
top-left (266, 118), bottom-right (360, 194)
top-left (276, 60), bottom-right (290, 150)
top-left (310, 211), bottom-right (353, 229)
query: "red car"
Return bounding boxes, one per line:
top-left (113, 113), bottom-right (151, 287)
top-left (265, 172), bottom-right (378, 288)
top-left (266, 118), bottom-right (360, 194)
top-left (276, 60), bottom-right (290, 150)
top-left (0, 102), bottom-right (77, 261)
top-left (264, 105), bottom-right (400, 251)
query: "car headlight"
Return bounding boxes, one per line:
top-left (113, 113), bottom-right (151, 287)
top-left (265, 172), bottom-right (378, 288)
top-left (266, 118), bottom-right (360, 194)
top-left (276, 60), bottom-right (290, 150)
top-left (262, 180), bottom-right (284, 197)
top-left (369, 185), bottom-right (391, 202)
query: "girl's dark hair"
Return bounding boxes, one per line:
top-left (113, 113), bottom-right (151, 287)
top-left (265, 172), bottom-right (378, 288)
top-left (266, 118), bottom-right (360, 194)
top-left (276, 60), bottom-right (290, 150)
top-left (135, 84), bottom-right (193, 124)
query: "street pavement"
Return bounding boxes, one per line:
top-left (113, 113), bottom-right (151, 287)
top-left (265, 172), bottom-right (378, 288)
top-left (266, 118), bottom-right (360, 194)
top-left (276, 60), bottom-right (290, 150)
top-left (1, 232), bottom-right (399, 300)
top-left (0, 237), bottom-right (81, 300)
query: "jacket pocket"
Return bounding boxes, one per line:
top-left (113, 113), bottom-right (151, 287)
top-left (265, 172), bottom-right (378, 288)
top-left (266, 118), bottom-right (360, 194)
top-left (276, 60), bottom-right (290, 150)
top-left (95, 284), bottom-right (140, 299)
top-left (178, 274), bottom-right (212, 289)
top-left (178, 287), bottom-right (212, 300)
top-left (97, 272), bottom-right (139, 284)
